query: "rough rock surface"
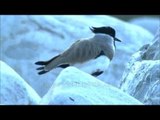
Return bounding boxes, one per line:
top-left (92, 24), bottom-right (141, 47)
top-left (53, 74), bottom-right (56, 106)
top-left (120, 28), bottom-right (160, 105)
top-left (0, 61), bottom-right (41, 105)
top-left (40, 67), bottom-right (142, 105)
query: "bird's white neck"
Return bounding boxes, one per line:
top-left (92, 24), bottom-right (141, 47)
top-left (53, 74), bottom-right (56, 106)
top-left (93, 33), bottom-right (116, 54)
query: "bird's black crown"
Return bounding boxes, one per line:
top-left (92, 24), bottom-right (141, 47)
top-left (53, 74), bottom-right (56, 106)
top-left (90, 26), bottom-right (116, 38)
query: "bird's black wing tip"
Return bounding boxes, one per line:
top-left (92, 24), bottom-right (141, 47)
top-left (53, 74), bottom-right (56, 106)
top-left (36, 67), bottom-right (44, 70)
top-left (38, 70), bottom-right (48, 75)
top-left (35, 61), bottom-right (46, 65)
top-left (58, 64), bottom-right (70, 68)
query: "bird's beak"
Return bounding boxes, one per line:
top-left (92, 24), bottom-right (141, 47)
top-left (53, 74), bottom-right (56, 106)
top-left (114, 38), bottom-right (122, 42)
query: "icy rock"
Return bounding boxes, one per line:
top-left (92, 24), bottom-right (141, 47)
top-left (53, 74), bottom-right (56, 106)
top-left (41, 67), bottom-right (142, 105)
top-left (0, 61), bottom-right (41, 105)
top-left (120, 27), bottom-right (160, 105)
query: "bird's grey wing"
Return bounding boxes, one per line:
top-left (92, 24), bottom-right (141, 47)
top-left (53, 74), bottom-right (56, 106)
top-left (35, 40), bottom-right (81, 75)
top-left (94, 50), bottom-right (105, 59)
top-left (61, 40), bottom-right (103, 64)
top-left (44, 40), bottom-right (82, 69)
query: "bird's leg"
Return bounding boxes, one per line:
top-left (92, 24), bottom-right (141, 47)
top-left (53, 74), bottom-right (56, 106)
top-left (91, 69), bottom-right (104, 77)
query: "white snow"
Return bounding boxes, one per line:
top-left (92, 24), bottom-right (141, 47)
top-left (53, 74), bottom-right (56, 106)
top-left (41, 67), bottom-right (143, 105)
top-left (0, 61), bottom-right (41, 105)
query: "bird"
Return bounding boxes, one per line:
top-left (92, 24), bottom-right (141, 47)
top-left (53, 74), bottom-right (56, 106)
top-left (35, 26), bottom-right (121, 77)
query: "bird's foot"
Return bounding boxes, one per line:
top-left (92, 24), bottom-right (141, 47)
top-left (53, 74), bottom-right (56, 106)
top-left (91, 69), bottom-right (103, 77)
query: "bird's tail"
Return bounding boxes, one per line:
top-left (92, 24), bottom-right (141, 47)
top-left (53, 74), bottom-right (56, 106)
top-left (35, 54), bottom-right (60, 75)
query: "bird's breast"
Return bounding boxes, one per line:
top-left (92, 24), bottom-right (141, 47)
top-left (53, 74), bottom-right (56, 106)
top-left (74, 56), bottom-right (111, 75)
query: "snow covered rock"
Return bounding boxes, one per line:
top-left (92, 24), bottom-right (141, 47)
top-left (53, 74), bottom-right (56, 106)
top-left (0, 61), bottom-right (41, 105)
top-left (120, 28), bottom-right (160, 105)
top-left (40, 67), bottom-right (142, 105)
top-left (120, 61), bottom-right (160, 105)
top-left (1, 15), bottom-right (154, 97)
top-left (129, 17), bottom-right (160, 35)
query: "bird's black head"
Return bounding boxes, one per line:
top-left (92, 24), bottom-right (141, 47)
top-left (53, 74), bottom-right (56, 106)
top-left (90, 26), bottom-right (121, 42)
top-left (90, 26), bottom-right (115, 37)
